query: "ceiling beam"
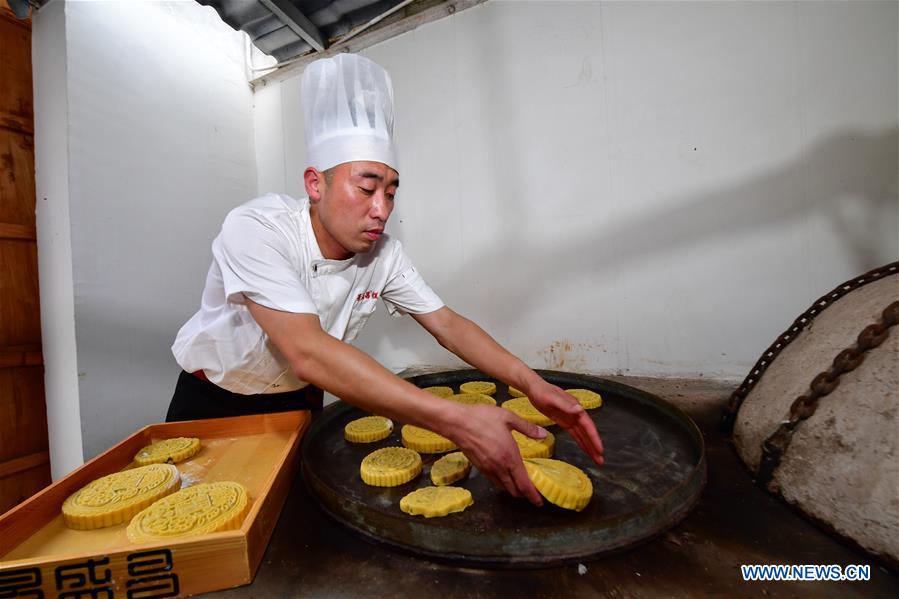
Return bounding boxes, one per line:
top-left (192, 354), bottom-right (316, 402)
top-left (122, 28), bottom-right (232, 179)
top-left (259, 0), bottom-right (326, 53)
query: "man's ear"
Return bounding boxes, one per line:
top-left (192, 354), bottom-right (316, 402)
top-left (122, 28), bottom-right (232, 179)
top-left (304, 167), bottom-right (323, 202)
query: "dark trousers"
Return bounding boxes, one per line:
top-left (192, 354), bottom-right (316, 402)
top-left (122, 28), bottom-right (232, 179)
top-left (166, 370), bottom-right (324, 422)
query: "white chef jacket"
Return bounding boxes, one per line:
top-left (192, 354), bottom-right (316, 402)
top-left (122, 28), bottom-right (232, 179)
top-left (172, 193), bottom-right (444, 395)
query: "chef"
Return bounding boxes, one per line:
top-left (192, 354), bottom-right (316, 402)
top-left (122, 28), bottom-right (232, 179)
top-left (168, 53), bottom-right (603, 505)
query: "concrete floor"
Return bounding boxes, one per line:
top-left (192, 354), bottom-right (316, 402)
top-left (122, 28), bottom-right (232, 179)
top-left (209, 376), bottom-right (898, 598)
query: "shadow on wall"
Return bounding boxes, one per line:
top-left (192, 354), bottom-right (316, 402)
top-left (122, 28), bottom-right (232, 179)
top-left (471, 127), bottom-right (895, 321)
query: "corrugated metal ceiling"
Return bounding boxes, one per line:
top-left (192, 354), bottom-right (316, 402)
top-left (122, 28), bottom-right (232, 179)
top-left (197, 0), bottom-right (440, 63)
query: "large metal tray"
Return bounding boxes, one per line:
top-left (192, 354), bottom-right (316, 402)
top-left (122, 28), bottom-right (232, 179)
top-left (302, 369), bottom-right (705, 568)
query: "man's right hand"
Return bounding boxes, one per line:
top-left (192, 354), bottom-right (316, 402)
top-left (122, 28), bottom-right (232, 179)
top-left (444, 404), bottom-right (548, 506)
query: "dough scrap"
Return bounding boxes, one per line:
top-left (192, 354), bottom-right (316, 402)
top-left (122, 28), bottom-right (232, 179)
top-left (62, 464), bottom-right (181, 530)
top-left (127, 481), bottom-right (250, 543)
top-left (400, 486), bottom-right (473, 518)
top-left (360, 446), bottom-right (423, 486)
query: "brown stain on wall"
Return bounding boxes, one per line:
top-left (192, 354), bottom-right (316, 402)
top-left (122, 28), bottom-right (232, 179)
top-left (539, 340), bottom-right (594, 371)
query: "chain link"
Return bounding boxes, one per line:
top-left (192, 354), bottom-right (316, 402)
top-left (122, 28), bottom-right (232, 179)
top-left (721, 261), bottom-right (898, 433)
top-left (756, 299), bottom-right (899, 486)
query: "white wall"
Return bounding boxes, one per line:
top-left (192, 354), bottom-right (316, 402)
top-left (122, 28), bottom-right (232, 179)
top-left (34, 0), bottom-right (898, 465)
top-left (257, 0), bottom-right (898, 381)
top-left (34, 0), bottom-right (258, 463)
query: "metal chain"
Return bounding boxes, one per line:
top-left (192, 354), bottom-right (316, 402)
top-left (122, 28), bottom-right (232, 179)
top-left (721, 261), bottom-right (899, 433)
top-left (756, 300), bottom-right (899, 486)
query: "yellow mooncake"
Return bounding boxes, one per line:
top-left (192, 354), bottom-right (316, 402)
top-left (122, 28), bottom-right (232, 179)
top-left (400, 486), bottom-right (473, 518)
top-left (401, 425), bottom-right (457, 453)
top-left (524, 458), bottom-right (593, 511)
top-left (62, 464), bottom-right (181, 530)
top-left (511, 430), bottom-right (556, 459)
top-left (134, 437), bottom-right (201, 466)
top-left (344, 416), bottom-right (394, 443)
top-left (360, 446), bottom-right (423, 486)
top-left (127, 481), bottom-right (250, 543)
top-left (422, 386), bottom-right (454, 398)
top-left (459, 381), bottom-right (497, 396)
top-left (430, 451), bottom-right (471, 486)
top-left (501, 397), bottom-right (555, 427)
top-left (508, 385), bottom-right (527, 398)
top-left (566, 388), bottom-right (603, 409)
top-left (447, 393), bottom-right (496, 407)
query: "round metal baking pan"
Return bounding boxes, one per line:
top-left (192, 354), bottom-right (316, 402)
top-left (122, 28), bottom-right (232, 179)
top-left (302, 369), bottom-right (706, 568)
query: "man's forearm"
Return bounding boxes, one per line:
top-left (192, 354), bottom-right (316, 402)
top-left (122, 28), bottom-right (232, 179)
top-left (423, 309), bottom-right (605, 466)
top-left (426, 311), bottom-right (543, 394)
top-left (246, 301), bottom-right (464, 435)
top-left (295, 331), bottom-right (465, 430)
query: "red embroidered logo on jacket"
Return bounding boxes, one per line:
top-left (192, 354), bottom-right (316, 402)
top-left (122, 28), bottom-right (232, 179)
top-left (355, 290), bottom-right (379, 302)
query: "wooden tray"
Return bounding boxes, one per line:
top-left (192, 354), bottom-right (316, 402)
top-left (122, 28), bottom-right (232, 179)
top-left (0, 411), bottom-right (310, 597)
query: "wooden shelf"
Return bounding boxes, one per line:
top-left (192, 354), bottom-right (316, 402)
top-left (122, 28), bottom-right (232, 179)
top-left (0, 451), bottom-right (49, 479)
top-left (0, 223), bottom-right (37, 241)
top-left (0, 345), bottom-right (42, 369)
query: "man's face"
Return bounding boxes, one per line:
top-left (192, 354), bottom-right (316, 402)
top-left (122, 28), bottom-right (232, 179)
top-left (306, 161), bottom-right (399, 260)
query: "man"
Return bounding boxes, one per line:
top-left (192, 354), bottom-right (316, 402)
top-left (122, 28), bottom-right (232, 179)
top-left (169, 53), bottom-right (603, 505)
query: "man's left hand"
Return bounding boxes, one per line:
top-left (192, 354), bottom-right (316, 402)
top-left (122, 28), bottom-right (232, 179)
top-left (527, 381), bottom-right (604, 465)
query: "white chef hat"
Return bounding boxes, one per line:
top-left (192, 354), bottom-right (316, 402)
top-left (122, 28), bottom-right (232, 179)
top-left (301, 53), bottom-right (398, 173)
